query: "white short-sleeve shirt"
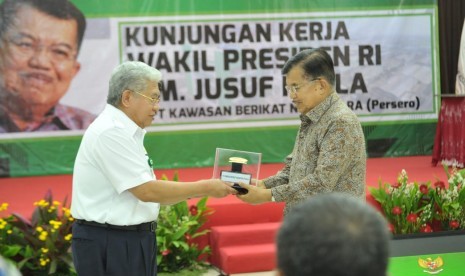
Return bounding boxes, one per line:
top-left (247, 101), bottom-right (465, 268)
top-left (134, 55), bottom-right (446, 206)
top-left (71, 104), bottom-right (159, 225)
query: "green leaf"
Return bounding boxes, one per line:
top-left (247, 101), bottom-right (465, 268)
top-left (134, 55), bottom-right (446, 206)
top-left (197, 197), bottom-right (208, 210)
top-left (24, 246), bottom-right (34, 258)
top-left (17, 257), bottom-right (32, 269)
top-left (173, 171), bottom-right (179, 182)
top-left (442, 163), bottom-right (451, 179)
top-left (191, 229), bottom-right (209, 239)
top-left (49, 259), bottom-right (58, 274)
top-left (172, 226), bottom-right (189, 240)
top-left (2, 245), bottom-right (22, 257)
top-left (179, 241), bottom-right (189, 251)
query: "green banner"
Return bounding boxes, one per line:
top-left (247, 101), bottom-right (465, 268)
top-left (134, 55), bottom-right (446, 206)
top-left (0, 122), bottom-right (435, 177)
top-left (0, 0), bottom-right (439, 177)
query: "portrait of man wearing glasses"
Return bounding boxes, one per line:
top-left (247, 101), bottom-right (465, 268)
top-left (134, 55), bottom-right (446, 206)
top-left (236, 48), bottom-right (367, 216)
top-left (0, 0), bottom-right (96, 133)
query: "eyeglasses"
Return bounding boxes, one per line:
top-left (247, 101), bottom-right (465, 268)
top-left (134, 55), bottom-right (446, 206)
top-left (285, 78), bottom-right (320, 96)
top-left (132, 90), bottom-right (161, 105)
top-left (6, 35), bottom-right (77, 63)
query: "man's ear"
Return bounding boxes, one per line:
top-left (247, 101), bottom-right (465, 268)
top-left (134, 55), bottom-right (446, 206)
top-left (120, 90), bottom-right (132, 107)
top-left (318, 78), bottom-right (328, 91)
top-left (71, 61), bottom-right (81, 78)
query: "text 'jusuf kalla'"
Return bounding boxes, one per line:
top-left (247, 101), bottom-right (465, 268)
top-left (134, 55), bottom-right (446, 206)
top-left (157, 73), bottom-right (368, 102)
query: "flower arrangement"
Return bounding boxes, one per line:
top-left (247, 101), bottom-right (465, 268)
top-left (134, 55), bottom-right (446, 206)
top-left (369, 166), bottom-right (465, 234)
top-left (0, 174), bottom-right (214, 275)
top-left (0, 190), bottom-right (75, 275)
top-left (156, 173), bottom-right (213, 274)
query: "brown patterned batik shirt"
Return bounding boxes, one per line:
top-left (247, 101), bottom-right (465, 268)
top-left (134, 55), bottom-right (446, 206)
top-left (264, 92), bottom-right (366, 216)
top-left (0, 104), bottom-right (96, 133)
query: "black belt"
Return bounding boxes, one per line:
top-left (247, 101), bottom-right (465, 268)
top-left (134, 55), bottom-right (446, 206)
top-left (75, 219), bottom-right (157, 232)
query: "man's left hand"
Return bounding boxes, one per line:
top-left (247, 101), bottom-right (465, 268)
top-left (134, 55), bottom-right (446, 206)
top-left (235, 182), bottom-right (272, 205)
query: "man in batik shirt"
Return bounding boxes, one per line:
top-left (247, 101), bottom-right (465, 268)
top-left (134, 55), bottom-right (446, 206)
top-left (237, 48), bottom-right (366, 216)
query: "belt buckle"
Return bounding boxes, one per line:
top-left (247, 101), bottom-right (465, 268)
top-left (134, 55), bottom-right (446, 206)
top-left (150, 221), bottom-right (156, 232)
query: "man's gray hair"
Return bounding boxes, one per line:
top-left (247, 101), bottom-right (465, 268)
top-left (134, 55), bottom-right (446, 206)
top-left (107, 61), bottom-right (162, 107)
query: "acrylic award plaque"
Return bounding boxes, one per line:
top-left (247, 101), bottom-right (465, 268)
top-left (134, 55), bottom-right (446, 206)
top-left (213, 148), bottom-right (262, 195)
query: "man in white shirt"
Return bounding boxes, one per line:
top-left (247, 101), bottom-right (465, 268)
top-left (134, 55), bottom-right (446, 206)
top-left (71, 61), bottom-right (236, 276)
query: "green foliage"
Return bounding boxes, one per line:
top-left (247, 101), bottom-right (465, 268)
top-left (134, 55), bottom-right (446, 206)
top-left (369, 167), bottom-right (465, 234)
top-left (156, 173), bottom-right (214, 273)
top-left (432, 167), bottom-right (465, 230)
top-left (0, 172), bottom-right (213, 275)
top-left (158, 267), bottom-right (209, 276)
top-left (0, 191), bottom-right (75, 275)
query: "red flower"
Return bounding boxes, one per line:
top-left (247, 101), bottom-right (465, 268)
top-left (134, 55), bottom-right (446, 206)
top-left (419, 184), bottom-right (429, 195)
top-left (449, 220), bottom-right (460, 229)
top-left (392, 206), bottom-right (402, 215)
top-left (434, 181), bottom-right (445, 190)
top-left (420, 225), bottom-right (433, 233)
top-left (406, 213), bottom-right (418, 223)
top-left (391, 182), bottom-right (401, 189)
top-left (189, 205), bottom-right (198, 216)
top-left (162, 249), bottom-right (171, 256)
top-left (388, 223), bottom-right (395, 233)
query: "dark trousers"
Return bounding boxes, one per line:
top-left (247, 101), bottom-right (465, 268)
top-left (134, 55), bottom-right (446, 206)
top-left (72, 223), bottom-right (157, 276)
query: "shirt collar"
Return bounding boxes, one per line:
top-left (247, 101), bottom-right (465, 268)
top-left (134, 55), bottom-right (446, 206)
top-left (300, 91), bottom-right (338, 124)
top-left (104, 104), bottom-right (146, 138)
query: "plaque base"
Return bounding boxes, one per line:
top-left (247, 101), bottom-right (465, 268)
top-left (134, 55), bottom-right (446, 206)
top-left (231, 183), bottom-right (248, 195)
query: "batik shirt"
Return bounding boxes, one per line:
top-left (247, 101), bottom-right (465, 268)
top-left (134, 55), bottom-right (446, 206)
top-left (264, 92), bottom-right (366, 216)
top-left (0, 104), bottom-right (96, 133)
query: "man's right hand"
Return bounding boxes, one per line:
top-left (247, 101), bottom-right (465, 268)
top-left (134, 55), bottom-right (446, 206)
top-left (204, 179), bottom-right (237, 197)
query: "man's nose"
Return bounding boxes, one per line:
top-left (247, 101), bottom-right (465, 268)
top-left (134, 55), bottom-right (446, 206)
top-left (28, 47), bottom-right (52, 68)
